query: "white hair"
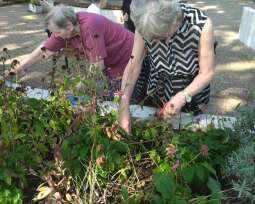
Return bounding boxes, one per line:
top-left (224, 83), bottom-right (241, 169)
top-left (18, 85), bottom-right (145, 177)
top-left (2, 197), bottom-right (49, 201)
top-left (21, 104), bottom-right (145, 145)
top-left (130, 0), bottom-right (183, 40)
top-left (45, 4), bottom-right (77, 29)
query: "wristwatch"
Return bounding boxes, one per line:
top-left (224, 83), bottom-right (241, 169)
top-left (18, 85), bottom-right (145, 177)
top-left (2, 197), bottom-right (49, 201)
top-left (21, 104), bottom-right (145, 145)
top-left (183, 91), bottom-right (192, 103)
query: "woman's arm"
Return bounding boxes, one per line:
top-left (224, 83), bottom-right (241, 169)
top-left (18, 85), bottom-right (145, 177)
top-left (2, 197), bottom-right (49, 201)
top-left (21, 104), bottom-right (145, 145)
top-left (183, 17), bottom-right (215, 97)
top-left (163, 18), bottom-right (215, 116)
top-left (8, 42), bottom-right (56, 76)
top-left (121, 31), bottom-right (146, 103)
top-left (118, 31), bottom-right (147, 133)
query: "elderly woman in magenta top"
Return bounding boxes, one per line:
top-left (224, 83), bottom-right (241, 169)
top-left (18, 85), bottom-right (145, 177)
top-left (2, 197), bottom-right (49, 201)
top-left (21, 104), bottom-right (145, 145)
top-left (10, 4), bottom-right (134, 98)
top-left (118, 0), bottom-right (215, 133)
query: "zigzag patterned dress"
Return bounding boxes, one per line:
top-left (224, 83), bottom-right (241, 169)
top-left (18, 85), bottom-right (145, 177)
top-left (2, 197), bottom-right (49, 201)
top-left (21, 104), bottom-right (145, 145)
top-left (135, 3), bottom-right (210, 114)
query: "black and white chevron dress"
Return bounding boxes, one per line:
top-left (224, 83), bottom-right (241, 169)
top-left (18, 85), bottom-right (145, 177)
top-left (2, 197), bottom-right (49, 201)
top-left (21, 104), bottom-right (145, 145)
top-left (135, 3), bottom-right (210, 114)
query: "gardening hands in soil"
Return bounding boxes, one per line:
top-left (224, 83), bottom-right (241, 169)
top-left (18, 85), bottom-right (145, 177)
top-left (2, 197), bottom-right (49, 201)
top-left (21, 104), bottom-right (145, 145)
top-left (119, 91), bottom-right (186, 134)
top-left (161, 91), bottom-right (186, 119)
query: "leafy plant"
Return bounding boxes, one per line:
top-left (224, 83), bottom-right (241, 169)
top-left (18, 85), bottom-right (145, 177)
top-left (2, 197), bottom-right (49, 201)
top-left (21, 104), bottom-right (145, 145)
top-left (30, 0), bottom-right (41, 6)
top-left (0, 47), bottom-right (241, 203)
top-left (234, 107), bottom-right (255, 144)
top-left (0, 184), bottom-right (22, 204)
top-left (225, 142), bottom-right (255, 203)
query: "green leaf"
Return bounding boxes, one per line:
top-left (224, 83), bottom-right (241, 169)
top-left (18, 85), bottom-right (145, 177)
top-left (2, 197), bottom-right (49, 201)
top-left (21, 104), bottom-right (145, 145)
top-left (201, 163), bottom-right (216, 176)
top-left (158, 162), bottom-right (171, 173)
top-left (181, 167), bottom-right (194, 183)
top-left (173, 196), bottom-right (187, 204)
top-left (121, 186), bottom-right (129, 200)
top-left (171, 135), bottom-right (180, 145)
top-left (149, 150), bottom-right (161, 164)
top-left (13, 133), bottom-right (27, 140)
top-left (79, 147), bottom-right (89, 159)
top-left (135, 153), bottom-right (141, 161)
top-left (195, 165), bottom-right (206, 183)
top-left (5, 176), bottom-right (12, 185)
top-left (108, 142), bottom-right (129, 154)
top-left (151, 194), bottom-right (164, 204)
top-left (207, 177), bottom-right (222, 204)
top-left (193, 196), bottom-right (208, 204)
top-left (0, 108), bottom-right (3, 122)
top-left (153, 172), bottom-right (176, 200)
top-left (207, 177), bottom-right (221, 193)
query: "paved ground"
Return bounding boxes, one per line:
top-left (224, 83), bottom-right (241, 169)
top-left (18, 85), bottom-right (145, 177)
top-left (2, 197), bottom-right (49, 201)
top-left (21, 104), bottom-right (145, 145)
top-left (190, 0), bottom-right (255, 114)
top-left (0, 0), bottom-right (255, 115)
top-left (0, 4), bottom-right (52, 88)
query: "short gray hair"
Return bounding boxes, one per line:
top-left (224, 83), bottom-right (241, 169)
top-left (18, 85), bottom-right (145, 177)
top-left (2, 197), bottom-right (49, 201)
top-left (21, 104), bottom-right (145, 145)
top-left (130, 0), bottom-right (183, 40)
top-left (45, 4), bottom-right (77, 29)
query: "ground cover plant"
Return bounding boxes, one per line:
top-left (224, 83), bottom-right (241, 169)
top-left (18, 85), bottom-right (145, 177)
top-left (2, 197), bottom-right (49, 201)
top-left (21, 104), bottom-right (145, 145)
top-left (0, 47), bottom-right (245, 203)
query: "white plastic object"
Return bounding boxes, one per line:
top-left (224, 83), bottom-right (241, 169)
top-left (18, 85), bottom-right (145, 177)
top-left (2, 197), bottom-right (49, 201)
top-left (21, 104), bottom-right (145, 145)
top-left (239, 7), bottom-right (255, 49)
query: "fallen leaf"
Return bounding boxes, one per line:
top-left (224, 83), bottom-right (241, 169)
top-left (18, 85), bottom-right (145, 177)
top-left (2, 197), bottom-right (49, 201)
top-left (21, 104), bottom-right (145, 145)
top-left (96, 156), bottom-right (106, 167)
top-left (33, 186), bottom-right (52, 201)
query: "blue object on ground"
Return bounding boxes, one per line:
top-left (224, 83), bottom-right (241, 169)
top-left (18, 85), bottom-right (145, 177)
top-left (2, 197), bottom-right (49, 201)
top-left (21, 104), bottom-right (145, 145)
top-left (67, 95), bottom-right (91, 107)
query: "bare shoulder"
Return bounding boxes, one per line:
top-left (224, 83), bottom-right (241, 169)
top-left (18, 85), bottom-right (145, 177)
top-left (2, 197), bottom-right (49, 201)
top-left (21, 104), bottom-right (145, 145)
top-left (202, 17), bottom-right (213, 36)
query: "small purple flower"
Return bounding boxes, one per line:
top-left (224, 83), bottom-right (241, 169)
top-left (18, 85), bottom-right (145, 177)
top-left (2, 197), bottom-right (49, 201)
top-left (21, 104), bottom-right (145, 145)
top-left (172, 160), bottom-right (180, 172)
top-left (200, 144), bottom-right (209, 157)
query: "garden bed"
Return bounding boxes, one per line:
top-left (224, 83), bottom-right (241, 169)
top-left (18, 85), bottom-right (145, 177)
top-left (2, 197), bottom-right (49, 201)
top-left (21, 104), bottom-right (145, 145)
top-left (0, 48), bottom-right (254, 203)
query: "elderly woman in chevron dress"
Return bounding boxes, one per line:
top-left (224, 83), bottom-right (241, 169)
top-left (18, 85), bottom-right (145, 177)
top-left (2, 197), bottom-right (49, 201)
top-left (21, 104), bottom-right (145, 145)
top-left (119, 0), bottom-right (215, 133)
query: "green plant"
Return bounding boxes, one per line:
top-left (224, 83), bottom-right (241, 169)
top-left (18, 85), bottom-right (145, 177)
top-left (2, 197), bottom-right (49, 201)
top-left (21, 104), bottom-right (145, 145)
top-left (30, 0), bottom-right (41, 6)
top-left (0, 47), bottom-right (241, 203)
top-left (225, 142), bottom-right (255, 203)
top-left (234, 107), bottom-right (255, 144)
top-left (0, 184), bottom-right (22, 204)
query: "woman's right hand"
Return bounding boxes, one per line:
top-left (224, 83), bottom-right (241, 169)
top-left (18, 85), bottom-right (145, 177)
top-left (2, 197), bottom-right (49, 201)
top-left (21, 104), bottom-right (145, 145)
top-left (123, 13), bottom-right (129, 22)
top-left (118, 102), bottom-right (131, 134)
top-left (118, 31), bottom-right (147, 134)
top-left (4, 64), bottom-right (26, 79)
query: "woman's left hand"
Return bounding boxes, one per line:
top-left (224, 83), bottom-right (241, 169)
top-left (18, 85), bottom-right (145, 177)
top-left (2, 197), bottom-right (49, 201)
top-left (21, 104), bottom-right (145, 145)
top-left (163, 91), bottom-right (186, 119)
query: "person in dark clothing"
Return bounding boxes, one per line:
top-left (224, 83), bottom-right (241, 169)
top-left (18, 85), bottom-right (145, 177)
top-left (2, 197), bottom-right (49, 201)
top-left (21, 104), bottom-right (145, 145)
top-left (121, 0), bottom-right (135, 33)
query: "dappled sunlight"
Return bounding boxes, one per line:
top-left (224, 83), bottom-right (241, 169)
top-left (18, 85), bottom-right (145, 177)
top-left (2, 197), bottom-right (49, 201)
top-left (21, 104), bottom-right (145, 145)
top-left (22, 40), bottom-right (42, 46)
top-left (15, 22), bottom-right (27, 26)
top-left (217, 60), bottom-right (255, 72)
top-left (216, 10), bottom-right (225, 14)
top-left (0, 34), bottom-right (7, 40)
top-left (8, 10), bottom-right (18, 13)
top-left (22, 15), bottom-right (40, 20)
top-left (216, 25), bottom-right (233, 29)
top-left (200, 5), bottom-right (220, 11)
top-left (0, 21), bottom-right (7, 26)
top-left (230, 45), bottom-right (243, 52)
top-left (0, 43), bottom-right (22, 51)
top-left (2, 24), bottom-right (43, 32)
top-left (209, 96), bottom-right (246, 114)
top-left (216, 30), bottom-right (239, 46)
top-left (10, 4), bottom-right (23, 8)
top-left (196, 1), bottom-right (206, 4)
top-left (3, 29), bottom-right (44, 36)
top-left (1, 53), bottom-right (33, 67)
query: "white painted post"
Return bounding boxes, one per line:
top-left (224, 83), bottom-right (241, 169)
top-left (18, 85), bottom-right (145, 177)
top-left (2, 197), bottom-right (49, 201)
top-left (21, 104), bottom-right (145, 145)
top-left (239, 7), bottom-right (255, 49)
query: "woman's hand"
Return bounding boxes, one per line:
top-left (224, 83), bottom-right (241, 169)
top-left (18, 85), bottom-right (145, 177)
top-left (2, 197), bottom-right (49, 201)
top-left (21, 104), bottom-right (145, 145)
top-left (118, 31), bottom-right (147, 134)
top-left (163, 91), bottom-right (186, 119)
top-left (123, 13), bottom-right (129, 22)
top-left (118, 102), bottom-right (131, 134)
top-left (4, 63), bottom-right (26, 78)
